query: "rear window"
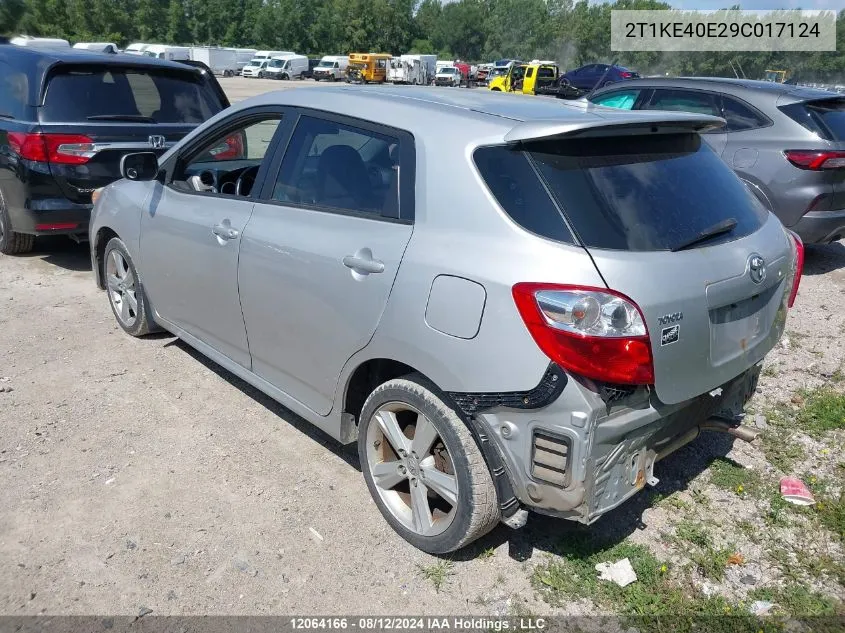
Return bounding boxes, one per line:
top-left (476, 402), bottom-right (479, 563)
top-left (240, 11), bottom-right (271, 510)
top-left (41, 68), bottom-right (223, 124)
top-left (475, 133), bottom-right (768, 252)
top-left (779, 98), bottom-right (845, 141)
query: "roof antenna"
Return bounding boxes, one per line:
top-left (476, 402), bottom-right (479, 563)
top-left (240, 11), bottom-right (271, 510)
top-left (736, 59), bottom-right (747, 78)
top-left (728, 60), bottom-right (739, 78)
top-left (585, 57), bottom-right (618, 101)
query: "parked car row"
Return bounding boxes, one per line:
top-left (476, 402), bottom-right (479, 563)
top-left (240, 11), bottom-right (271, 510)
top-left (0, 42), bottom-right (810, 557)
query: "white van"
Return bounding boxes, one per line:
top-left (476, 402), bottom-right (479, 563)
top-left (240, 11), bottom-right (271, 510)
top-left (241, 51), bottom-right (295, 78)
top-left (124, 43), bottom-right (149, 55)
top-left (264, 54), bottom-right (309, 80)
top-left (233, 48), bottom-right (258, 74)
top-left (73, 42), bottom-right (119, 54)
top-left (142, 45), bottom-right (191, 61)
top-left (312, 55), bottom-right (349, 81)
top-left (10, 36), bottom-right (70, 48)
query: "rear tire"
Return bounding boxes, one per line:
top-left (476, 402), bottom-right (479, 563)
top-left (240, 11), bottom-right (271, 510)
top-left (0, 187), bottom-right (34, 255)
top-left (358, 374), bottom-right (499, 554)
top-left (103, 237), bottom-right (158, 337)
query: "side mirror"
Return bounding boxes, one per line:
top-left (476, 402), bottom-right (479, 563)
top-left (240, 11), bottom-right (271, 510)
top-left (121, 152), bottom-right (159, 181)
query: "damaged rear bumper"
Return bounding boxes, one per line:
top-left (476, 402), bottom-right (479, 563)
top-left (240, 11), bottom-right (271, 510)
top-left (471, 364), bottom-right (762, 523)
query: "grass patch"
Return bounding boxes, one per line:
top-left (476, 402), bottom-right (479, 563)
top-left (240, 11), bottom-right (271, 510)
top-left (748, 586), bottom-right (839, 616)
top-left (761, 430), bottom-right (805, 473)
top-left (662, 494), bottom-right (691, 512)
top-left (765, 487), bottom-right (793, 527)
top-left (674, 520), bottom-right (736, 581)
top-left (478, 546), bottom-right (496, 561)
top-left (815, 492), bottom-right (845, 542)
top-left (675, 520), bottom-right (710, 548)
top-left (795, 388), bottom-right (845, 437)
top-left (417, 560), bottom-right (454, 592)
top-left (708, 458), bottom-right (761, 496)
top-left (762, 364), bottom-right (779, 378)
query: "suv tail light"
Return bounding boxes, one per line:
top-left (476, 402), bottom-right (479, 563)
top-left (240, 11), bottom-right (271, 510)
top-left (785, 230), bottom-right (804, 308)
top-left (8, 133), bottom-right (95, 165)
top-left (784, 149), bottom-right (845, 170)
top-left (620, 71), bottom-right (632, 78)
top-left (512, 283), bottom-right (654, 385)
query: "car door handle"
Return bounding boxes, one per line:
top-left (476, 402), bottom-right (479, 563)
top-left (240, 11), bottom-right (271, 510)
top-left (212, 223), bottom-right (239, 241)
top-left (343, 254), bottom-right (385, 274)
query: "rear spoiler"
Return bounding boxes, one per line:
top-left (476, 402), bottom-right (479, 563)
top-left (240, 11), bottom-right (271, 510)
top-left (504, 111), bottom-right (725, 143)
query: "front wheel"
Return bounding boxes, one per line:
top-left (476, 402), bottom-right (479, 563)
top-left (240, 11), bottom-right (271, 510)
top-left (358, 374), bottom-right (499, 554)
top-left (103, 237), bottom-right (157, 337)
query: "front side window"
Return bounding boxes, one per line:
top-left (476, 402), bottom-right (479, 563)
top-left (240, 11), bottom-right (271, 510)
top-left (592, 89), bottom-right (641, 110)
top-left (272, 115), bottom-right (400, 218)
top-left (172, 115), bottom-right (282, 197)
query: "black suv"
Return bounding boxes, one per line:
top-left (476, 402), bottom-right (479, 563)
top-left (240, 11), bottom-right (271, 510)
top-left (0, 45), bottom-right (230, 254)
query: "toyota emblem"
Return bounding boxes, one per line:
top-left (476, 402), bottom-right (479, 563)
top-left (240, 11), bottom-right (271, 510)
top-left (148, 135), bottom-right (166, 149)
top-left (748, 254), bottom-right (766, 284)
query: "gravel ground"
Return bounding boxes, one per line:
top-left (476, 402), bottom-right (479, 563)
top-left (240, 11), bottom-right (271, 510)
top-left (1, 78), bottom-right (843, 617)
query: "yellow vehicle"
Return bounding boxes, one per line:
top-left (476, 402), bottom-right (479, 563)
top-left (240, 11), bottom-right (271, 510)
top-left (346, 53), bottom-right (391, 83)
top-left (521, 63), bottom-right (559, 94)
top-left (488, 62), bottom-right (526, 92)
top-left (763, 69), bottom-right (789, 83)
top-left (488, 62), bottom-right (558, 94)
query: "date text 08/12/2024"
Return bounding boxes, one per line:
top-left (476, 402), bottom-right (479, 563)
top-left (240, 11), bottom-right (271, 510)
top-left (290, 617), bottom-right (548, 631)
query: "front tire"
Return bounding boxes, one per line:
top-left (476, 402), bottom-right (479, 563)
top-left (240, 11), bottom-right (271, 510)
top-left (358, 374), bottom-right (499, 554)
top-left (0, 187), bottom-right (34, 255)
top-left (103, 237), bottom-right (157, 337)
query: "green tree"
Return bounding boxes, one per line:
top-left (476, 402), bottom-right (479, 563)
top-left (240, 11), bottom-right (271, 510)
top-left (0, 0), bottom-right (27, 34)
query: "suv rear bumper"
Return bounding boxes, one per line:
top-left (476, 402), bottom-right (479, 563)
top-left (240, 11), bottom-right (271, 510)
top-left (8, 199), bottom-right (91, 236)
top-left (473, 365), bottom-right (761, 523)
top-left (791, 209), bottom-right (845, 244)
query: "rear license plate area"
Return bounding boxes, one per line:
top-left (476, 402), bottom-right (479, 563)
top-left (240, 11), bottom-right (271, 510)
top-left (709, 283), bottom-right (779, 366)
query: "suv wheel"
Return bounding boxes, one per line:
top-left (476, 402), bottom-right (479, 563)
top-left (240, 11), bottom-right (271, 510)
top-left (358, 374), bottom-right (499, 553)
top-left (0, 188), bottom-right (34, 255)
top-left (104, 237), bottom-right (157, 337)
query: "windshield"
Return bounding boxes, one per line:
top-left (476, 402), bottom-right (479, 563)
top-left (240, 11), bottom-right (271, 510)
top-left (440, 67), bottom-right (457, 74)
top-left (269, 60), bottom-right (282, 68)
top-left (318, 60), bottom-right (334, 67)
top-left (247, 58), bottom-right (263, 66)
top-left (42, 67), bottom-right (225, 124)
top-left (474, 133), bottom-right (768, 252)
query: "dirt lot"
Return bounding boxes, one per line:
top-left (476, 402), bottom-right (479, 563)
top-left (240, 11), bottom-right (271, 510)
top-left (1, 78), bottom-right (844, 620)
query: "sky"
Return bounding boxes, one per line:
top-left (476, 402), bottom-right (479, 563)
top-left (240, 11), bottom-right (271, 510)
top-left (584, 0), bottom-right (845, 10)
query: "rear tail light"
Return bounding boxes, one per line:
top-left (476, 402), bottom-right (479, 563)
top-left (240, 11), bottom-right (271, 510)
top-left (512, 283), bottom-right (655, 385)
top-left (784, 149), bottom-right (845, 170)
top-left (7, 133), bottom-right (95, 164)
top-left (620, 71), bottom-right (632, 78)
top-left (209, 133), bottom-right (244, 160)
top-left (785, 229), bottom-right (804, 308)
top-left (35, 222), bottom-right (78, 231)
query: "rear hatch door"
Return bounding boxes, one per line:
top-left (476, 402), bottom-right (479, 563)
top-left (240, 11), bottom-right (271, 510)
top-left (778, 93), bottom-right (845, 214)
top-left (521, 122), bottom-right (792, 404)
top-left (38, 63), bottom-right (227, 204)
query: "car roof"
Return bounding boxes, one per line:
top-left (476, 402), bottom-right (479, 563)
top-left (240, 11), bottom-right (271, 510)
top-left (234, 86), bottom-right (722, 142)
top-left (590, 76), bottom-right (841, 104)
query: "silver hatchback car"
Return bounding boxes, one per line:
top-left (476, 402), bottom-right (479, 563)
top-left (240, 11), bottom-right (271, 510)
top-left (90, 87), bottom-right (803, 553)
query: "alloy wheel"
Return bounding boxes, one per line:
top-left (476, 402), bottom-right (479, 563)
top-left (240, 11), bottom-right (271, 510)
top-left (365, 402), bottom-right (459, 537)
top-left (106, 249), bottom-right (139, 327)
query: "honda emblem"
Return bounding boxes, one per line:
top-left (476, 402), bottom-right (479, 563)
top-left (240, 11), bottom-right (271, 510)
top-left (148, 135), bottom-right (166, 149)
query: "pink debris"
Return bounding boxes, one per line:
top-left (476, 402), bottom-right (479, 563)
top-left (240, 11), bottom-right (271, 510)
top-left (780, 476), bottom-right (816, 506)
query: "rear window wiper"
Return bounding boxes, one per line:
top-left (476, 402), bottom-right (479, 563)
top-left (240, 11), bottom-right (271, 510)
top-left (87, 114), bottom-right (157, 123)
top-left (670, 217), bottom-right (738, 252)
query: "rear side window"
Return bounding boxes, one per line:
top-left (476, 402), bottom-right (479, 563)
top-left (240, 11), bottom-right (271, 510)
top-left (0, 61), bottom-right (27, 119)
top-left (527, 133), bottom-right (768, 252)
top-left (41, 68), bottom-right (224, 123)
top-left (644, 89), bottom-right (721, 117)
top-left (780, 98), bottom-right (845, 141)
top-left (722, 95), bottom-right (769, 132)
top-left (473, 146), bottom-right (573, 243)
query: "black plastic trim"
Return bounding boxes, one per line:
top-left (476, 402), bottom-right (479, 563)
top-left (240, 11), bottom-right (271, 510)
top-left (447, 363), bottom-right (567, 417)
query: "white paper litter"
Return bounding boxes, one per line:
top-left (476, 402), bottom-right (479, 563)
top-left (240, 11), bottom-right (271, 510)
top-left (595, 557), bottom-right (637, 587)
top-left (750, 600), bottom-right (775, 616)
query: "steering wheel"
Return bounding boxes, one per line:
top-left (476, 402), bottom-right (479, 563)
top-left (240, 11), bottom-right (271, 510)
top-left (235, 165), bottom-right (260, 197)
